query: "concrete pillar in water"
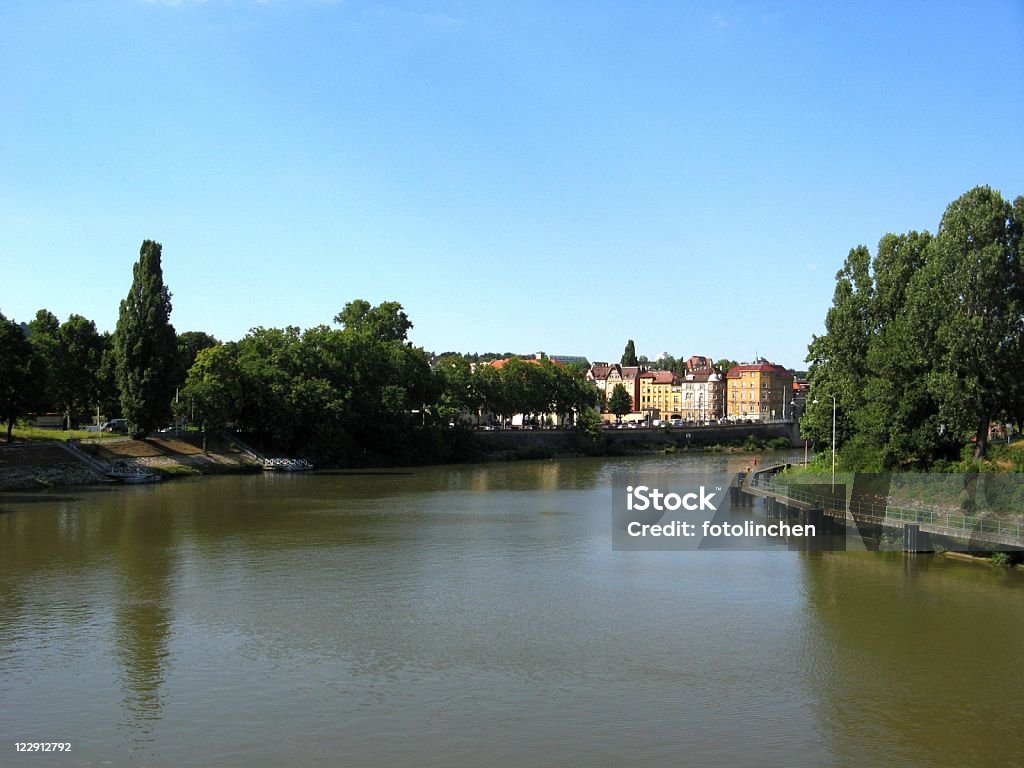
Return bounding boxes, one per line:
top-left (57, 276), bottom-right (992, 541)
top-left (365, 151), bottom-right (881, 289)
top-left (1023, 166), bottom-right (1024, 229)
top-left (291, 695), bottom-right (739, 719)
top-left (903, 523), bottom-right (920, 553)
top-left (803, 507), bottom-right (824, 528)
top-left (806, 508), bottom-right (825, 551)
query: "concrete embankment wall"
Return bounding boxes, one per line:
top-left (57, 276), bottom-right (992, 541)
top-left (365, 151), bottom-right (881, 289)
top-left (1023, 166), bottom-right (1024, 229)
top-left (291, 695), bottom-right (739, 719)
top-left (472, 422), bottom-right (801, 455)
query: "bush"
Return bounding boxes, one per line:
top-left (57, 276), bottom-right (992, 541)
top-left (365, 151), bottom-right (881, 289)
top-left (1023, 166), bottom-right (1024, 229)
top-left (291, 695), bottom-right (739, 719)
top-left (837, 438), bottom-right (886, 472)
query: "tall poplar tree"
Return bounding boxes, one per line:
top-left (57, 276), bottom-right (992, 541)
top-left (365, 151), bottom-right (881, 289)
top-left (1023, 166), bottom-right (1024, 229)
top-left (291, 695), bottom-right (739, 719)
top-left (115, 240), bottom-right (178, 437)
top-left (621, 339), bottom-right (638, 367)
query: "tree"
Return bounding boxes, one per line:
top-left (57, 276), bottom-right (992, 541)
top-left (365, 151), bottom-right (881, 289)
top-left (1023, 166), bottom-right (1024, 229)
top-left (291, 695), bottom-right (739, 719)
top-left (576, 405), bottom-right (603, 443)
top-left (95, 333), bottom-right (121, 423)
top-left (860, 231), bottom-right (939, 466)
top-left (608, 383), bottom-right (633, 422)
top-left (802, 245), bottom-right (874, 454)
top-left (716, 359), bottom-right (739, 376)
top-left (334, 300), bottom-right (413, 343)
top-left (912, 186), bottom-right (1024, 459)
top-left (55, 315), bottom-right (105, 427)
top-left (0, 311), bottom-right (33, 441)
top-left (432, 355), bottom-right (476, 425)
top-left (473, 363), bottom-right (508, 427)
top-left (25, 309), bottom-right (60, 415)
top-left (800, 185), bottom-right (1023, 468)
top-left (181, 344), bottom-right (242, 451)
top-left (621, 339), bottom-right (638, 367)
top-left (114, 240), bottom-right (178, 438)
top-left (653, 354), bottom-right (678, 373)
top-left (499, 357), bottom-right (547, 425)
top-left (544, 361), bottom-right (596, 427)
top-left (177, 331), bottom-right (219, 386)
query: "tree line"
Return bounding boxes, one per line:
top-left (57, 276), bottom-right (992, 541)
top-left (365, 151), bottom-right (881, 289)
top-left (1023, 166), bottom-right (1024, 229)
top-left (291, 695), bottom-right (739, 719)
top-left (0, 241), bottom-right (214, 441)
top-left (801, 185), bottom-right (1024, 468)
top-left (1, 240), bottom-right (599, 465)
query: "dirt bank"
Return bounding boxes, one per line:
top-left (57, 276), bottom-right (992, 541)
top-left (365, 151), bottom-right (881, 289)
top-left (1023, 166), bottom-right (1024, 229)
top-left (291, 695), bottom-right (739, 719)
top-left (0, 435), bottom-right (259, 491)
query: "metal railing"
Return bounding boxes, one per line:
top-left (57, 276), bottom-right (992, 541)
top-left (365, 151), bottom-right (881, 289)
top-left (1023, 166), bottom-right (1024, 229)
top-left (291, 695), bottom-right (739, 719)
top-left (752, 470), bottom-right (1024, 544)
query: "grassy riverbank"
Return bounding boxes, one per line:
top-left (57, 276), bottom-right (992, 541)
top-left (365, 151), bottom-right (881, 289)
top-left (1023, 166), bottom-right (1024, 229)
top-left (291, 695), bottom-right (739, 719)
top-left (0, 431), bottom-right (260, 491)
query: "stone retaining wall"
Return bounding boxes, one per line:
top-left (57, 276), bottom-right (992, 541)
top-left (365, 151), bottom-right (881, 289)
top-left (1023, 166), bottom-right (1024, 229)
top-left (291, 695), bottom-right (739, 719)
top-left (472, 422), bottom-right (801, 455)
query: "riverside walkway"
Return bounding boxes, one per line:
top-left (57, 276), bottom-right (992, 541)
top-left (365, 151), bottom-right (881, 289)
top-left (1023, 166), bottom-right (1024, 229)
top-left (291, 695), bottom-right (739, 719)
top-left (742, 463), bottom-right (1024, 551)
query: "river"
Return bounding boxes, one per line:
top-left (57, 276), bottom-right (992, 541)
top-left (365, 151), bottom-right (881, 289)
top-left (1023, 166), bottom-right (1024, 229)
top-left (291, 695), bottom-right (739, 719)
top-left (2, 453), bottom-right (1022, 767)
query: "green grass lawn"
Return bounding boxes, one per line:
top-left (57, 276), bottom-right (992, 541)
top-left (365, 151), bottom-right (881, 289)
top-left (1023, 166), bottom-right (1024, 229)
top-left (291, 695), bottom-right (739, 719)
top-left (6, 426), bottom-right (126, 443)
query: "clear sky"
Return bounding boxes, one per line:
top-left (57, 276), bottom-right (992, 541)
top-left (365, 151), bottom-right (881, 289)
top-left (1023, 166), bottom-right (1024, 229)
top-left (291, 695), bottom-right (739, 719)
top-left (2, 0), bottom-right (1023, 370)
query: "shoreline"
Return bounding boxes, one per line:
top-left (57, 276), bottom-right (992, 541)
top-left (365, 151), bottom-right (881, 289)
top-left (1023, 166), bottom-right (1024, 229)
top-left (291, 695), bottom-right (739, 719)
top-left (0, 435), bottom-right (260, 492)
top-left (0, 424), bottom-right (801, 492)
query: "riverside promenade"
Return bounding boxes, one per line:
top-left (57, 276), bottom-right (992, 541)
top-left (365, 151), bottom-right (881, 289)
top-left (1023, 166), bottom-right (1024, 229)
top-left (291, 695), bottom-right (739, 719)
top-left (744, 463), bottom-right (1024, 551)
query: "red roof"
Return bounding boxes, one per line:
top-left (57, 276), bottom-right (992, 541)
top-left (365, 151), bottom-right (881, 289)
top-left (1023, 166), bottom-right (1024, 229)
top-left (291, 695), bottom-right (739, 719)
top-left (588, 364), bottom-right (616, 380)
top-left (641, 370), bottom-right (677, 384)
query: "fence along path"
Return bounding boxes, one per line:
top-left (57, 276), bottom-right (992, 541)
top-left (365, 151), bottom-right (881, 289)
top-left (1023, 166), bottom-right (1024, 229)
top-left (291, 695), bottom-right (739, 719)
top-left (744, 463), bottom-right (1024, 550)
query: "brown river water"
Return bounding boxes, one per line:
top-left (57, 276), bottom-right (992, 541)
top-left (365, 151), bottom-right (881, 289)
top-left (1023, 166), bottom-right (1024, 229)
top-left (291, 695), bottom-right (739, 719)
top-left (2, 453), bottom-right (1022, 767)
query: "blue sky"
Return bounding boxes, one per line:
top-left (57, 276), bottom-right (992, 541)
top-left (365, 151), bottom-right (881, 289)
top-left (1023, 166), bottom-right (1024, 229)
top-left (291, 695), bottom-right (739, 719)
top-left (2, 0), bottom-right (1022, 370)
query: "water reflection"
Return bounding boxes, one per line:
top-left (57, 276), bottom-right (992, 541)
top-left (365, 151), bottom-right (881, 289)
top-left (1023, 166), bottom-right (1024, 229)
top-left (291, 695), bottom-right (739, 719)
top-left (0, 488), bottom-right (180, 758)
top-left (800, 552), bottom-right (1024, 767)
top-left (112, 502), bottom-right (177, 749)
top-left (2, 455), bottom-right (1022, 767)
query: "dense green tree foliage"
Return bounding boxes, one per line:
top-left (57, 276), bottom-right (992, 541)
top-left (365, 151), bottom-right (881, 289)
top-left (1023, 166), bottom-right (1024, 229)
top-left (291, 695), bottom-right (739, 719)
top-left (180, 343), bottom-right (242, 450)
top-left (95, 333), bottom-right (121, 422)
top-left (187, 301), bottom-right (436, 464)
top-left (114, 240), bottom-right (178, 437)
top-left (461, 358), bottom-right (598, 429)
top-left (716, 359), bottom-right (739, 376)
top-left (0, 311), bottom-right (33, 441)
top-left (802, 186), bottom-right (1024, 467)
top-left (176, 331), bottom-right (219, 386)
top-left (621, 339), bottom-right (638, 367)
top-left (608, 383), bottom-right (633, 421)
top-left (431, 355), bottom-right (477, 425)
top-left (56, 315), bottom-right (106, 426)
top-left (19, 310), bottom-right (110, 427)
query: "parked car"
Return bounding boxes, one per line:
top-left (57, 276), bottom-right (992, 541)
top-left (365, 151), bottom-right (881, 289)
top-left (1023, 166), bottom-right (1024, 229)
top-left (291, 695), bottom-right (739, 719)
top-left (101, 419), bottom-right (127, 433)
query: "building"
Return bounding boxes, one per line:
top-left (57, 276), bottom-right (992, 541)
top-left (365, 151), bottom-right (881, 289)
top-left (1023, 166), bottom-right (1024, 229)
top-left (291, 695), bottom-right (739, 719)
top-left (545, 354), bottom-right (589, 366)
top-left (726, 360), bottom-right (795, 421)
top-left (619, 366), bottom-right (645, 413)
top-left (678, 355), bottom-right (726, 422)
top-left (680, 370), bottom-right (725, 422)
top-left (638, 370), bottom-right (679, 420)
top-left (587, 362), bottom-right (647, 414)
top-left (685, 355), bottom-right (716, 375)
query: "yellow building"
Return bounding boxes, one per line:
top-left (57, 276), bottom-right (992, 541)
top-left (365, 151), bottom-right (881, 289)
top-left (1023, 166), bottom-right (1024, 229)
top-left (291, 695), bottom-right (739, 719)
top-left (638, 371), bottom-right (679, 419)
top-left (726, 361), bottom-right (795, 421)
